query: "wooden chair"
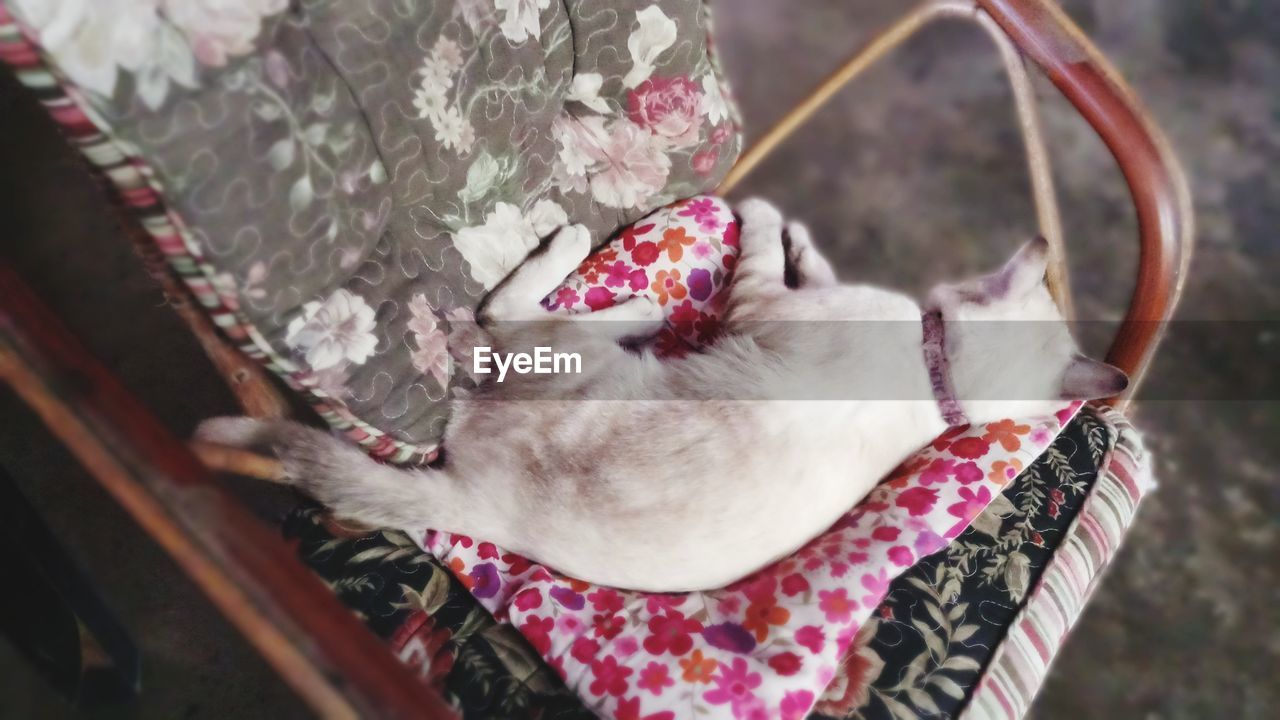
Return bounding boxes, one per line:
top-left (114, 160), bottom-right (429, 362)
top-left (0, 0), bottom-right (1192, 716)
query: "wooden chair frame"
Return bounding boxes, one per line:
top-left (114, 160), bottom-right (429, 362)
top-left (0, 0), bottom-right (1192, 717)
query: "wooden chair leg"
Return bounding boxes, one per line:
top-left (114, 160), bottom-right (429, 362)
top-left (0, 466), bottom-right (140, 707)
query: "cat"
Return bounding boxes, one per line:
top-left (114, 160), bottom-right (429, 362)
top-left (197, 199), bottom-right (1126, 592)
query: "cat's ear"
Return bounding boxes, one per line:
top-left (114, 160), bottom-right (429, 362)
top-left (1059, 355), bottom-right (1129, 400)
top-left (994, 236), bottom-right (1050, 299)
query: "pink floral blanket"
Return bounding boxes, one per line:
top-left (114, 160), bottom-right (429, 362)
top-left (413, 197), bottom-right (1077, 719)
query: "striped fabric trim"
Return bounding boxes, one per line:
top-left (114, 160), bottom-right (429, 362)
top-left (961, 406), bottom-right (1153, 720)
top-left (0, 5), bottom-right (428, 464)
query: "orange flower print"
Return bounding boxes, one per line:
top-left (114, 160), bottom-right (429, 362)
top-left (983, 418), bottom-right (1031, 451)
top-left (743, 599), bottom-right (791, 642)
top-left (680, 649), bottom-right (718, 683)
top-left (988, 458), bottom-right (1024, 486)
top-left (651, 269), bottom-right (688, 306)
top-left (658, 227), bottom-right (696, 262)
top-left (447, 557), bottom-right (474, 590)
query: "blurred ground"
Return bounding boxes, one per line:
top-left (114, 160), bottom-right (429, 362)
top-left (0, 0), bottom-right (1276, 718)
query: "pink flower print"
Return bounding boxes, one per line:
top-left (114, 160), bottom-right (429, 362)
top-left (846, 550), bottom-right (869, 565)
top-left (632, 240), bottom-right (661, 266)
top-left (628, 76), bottom-right (704, 148)
top-left (780, 573), bottom-right (810, 597)
top-left (615, 636), bottom-right (640, 657)
top-left (677, 197), bottom-right (724, 232)
top-left (722, 221), bottom-right (740, 249)
top-left (895, 486), bottom-right (939, 516)
top-left (860, 568), bottom-right (891, 607)
top-left (1031, 426), bottom-right (1053, 444)
top-left (589, 588), bottom-right (624, 613)
top-left (914, 530), bottom-right (947, 557)
top-left (948, 486), bottom-right (993, 522)
top-left (888, 545), bottom-right (915, 566)
top-left (711, 123), bottom-right (735, 146)
top-left (548, 286), bottom-right (580, 311)
top-left (645, 594), bottom-right (683, 614)
top-left (947, 486), bottom-right (994, 537)
top-left (818, 588), bottom-right (856, 623)
top-left (830, 561), bottom-right (850, 578)
top-left (521, 615), bottom-right (555, 654)
top-left (604, 260), bottom-right (637, 289)
top-left (670, 300), bottom-right (699, 338)
top-left (692, 147), bottom-right (719, 176)
top-left (584, 286), bottom-right (617, 311)
top-left (717, 595), bottom-right (743, 615)
top-left (702, 657), bottom-right (763, 714)
top-left (637, 662), bottom-right (674, 695)
top-left (949, 436), bottom-right (992, 459)
top-left (593, 613), bottom-right (625, 639)
top-left (768, 652), bottom-right (803, 676)
top-left (919, 458), bottom-right (955, 486)
top-left (559, 615), bottom-right (583, 634)
top-left (589, 655), bottom-right (633, 697)
top-left (871, 526), bottom-right (901, 542)
top-left (780, 689), bottom-right (815, 720)
top-left (513, 588), bottom-right (543, 611)
top-left (954, 461), bottom-right (983, 484)
top-left (571, 635), bottom-right (600, 663)
top-left (643, 610), bottom-right (702, 656)
top-left (615, 696), bottom-right (676, 720)
top-left (620, 222), bottom-right (656, 251)
top-left (795, 625), bottom-right (825, 654)
top-left (1055, 404), bottom-right (1078, 426)
top-left (627, 268), bottom-right (649, 292)
top-left (692, 241), bottom-right (713, 259)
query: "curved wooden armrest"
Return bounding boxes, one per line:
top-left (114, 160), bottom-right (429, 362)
top-left (721, 0), bottom-right (1194, 410)
top-left (975, 0), bottom-right (1193, 407)
top-left (0, 263), bottom-right (456, 719)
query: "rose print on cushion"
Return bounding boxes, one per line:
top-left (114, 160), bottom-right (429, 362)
top-left (543, 195), bottom-right (739, 357)
top-left (417, 404), bottom-right (1081, 719)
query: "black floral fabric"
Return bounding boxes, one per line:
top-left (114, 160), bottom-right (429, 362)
top-left (283, 409), bottom-right (1115, 719)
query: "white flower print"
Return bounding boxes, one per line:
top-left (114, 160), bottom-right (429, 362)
top-left (161, 0), bottom-right (288, 68)
top-left (13, 0), bottom-right (195, 108)
top-left (586, 118), bottom-right (671, 209)
top-left (494, 0), bottom-right (550, 44)
top-left (285, 289), bottom-right (379, 371)
top-left (453, 200), bottom-right (567, 288)
top-left (407, 295), bottom-right (452, 390)
top-left (445, 307), bottom-right (487, 380)
top-left (431, 36), bottom-right (465, 72)
top-left (566, 73), bottom-right (611, 114)
top-left (551, 114), bottom-right (607, 195)
top-left (433, 105), bottom-right (475, 153)
top-left (622, 5), bottom-right (677, 88)
top-left (700, 73), bottom-right (730, 126)
top-left (413, 85), bottom-right (448, 121)
top-left (13, 0), bottom-right (286, 108)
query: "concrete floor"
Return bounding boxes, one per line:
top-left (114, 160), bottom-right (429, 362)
top-left (1, 0), bottom-right (1276, 717)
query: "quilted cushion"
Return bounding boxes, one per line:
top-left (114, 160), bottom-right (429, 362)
top-left (285, 408), bottom-right (1135, 719)
top-left (0, 0), bottom-right (742, 460)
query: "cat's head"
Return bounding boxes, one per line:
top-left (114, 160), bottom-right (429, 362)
top-left (926, 237), bottom-right (1127, 422)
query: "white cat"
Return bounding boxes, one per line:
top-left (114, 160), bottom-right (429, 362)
top-left (197, 200), bottom-right (1125, 592)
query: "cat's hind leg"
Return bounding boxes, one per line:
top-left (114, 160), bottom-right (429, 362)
top-left (732, 199), bottom-right (788, 295)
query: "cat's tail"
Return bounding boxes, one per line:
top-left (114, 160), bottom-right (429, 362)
top-left (194, 417), bottom-right (468, 532)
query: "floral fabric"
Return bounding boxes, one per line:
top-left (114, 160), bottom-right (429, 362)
top-left (284, 410), bottom-right (1116, 719)
top-left (1, 0), bottom-right (743, 460)
top-left (413, 406), bottom-right (1079, 720)
top-left (812, 408), bottom-right (1115, 720)
top-left (546, 195), bottom-right (738, 356)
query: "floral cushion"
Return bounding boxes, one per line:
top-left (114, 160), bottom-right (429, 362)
top-left (545, 195), bottom-right (738, 357)
top-left (0, 0), bottom-right (742, 461)
top-left (404, 406), bottom-right (1079, 720)
top-left (285, 408), bottom-right (1122, 719)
